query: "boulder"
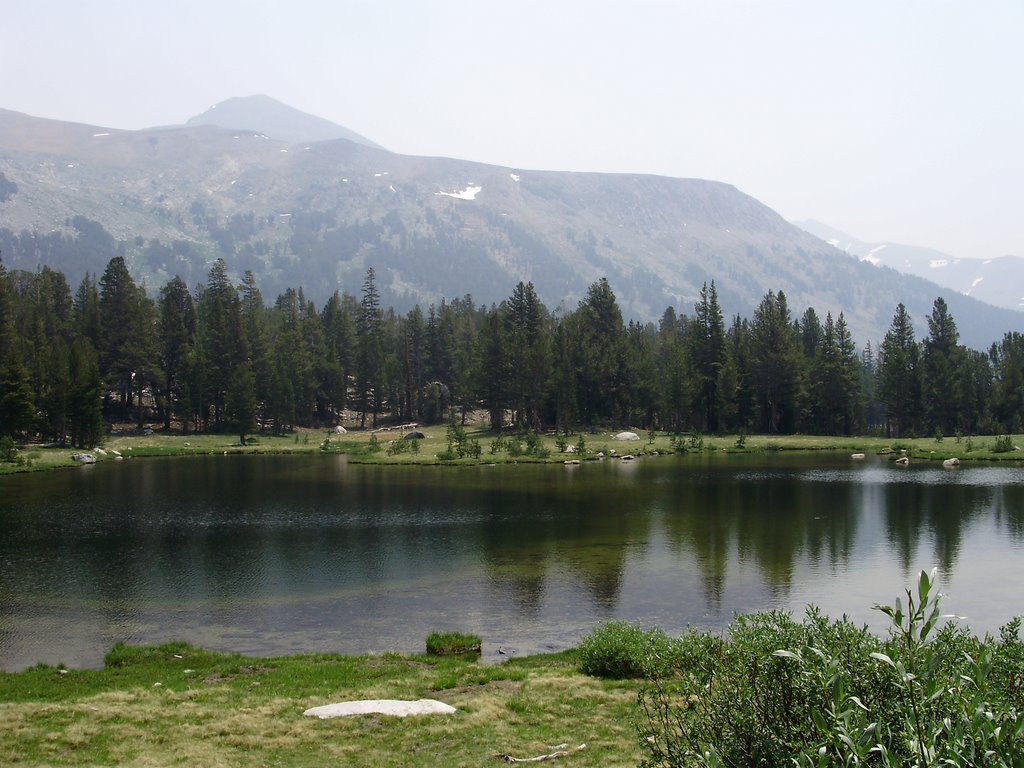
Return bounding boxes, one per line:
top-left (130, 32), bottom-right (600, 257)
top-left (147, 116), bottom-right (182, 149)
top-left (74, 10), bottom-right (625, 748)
top-left (895, 456), bottom-right (910, 466)
top-left (942, 457), bottom-right (961, 468)
top-left (303, 699), bottom-right (457, 719)
top-left (71, 453), bottom-right (96, 464)
top-left (851, 453), bottom-right (866, 460)
top-left (403, 430), bottom-right (425, 440)
top-left (612, 431), bottom-right (640, 441)
top-left (333, 425), bottom-right (347, 435)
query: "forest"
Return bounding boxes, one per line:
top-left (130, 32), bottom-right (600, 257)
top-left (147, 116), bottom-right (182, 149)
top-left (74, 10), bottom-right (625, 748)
top-left (1, 254), bottom-right (1023, 447)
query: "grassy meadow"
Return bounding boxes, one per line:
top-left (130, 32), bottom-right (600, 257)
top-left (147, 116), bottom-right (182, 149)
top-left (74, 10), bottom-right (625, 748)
top-left (0, 643), bottom-right (643, 768)
top-left (2, 424), bottom-right (1021, 475)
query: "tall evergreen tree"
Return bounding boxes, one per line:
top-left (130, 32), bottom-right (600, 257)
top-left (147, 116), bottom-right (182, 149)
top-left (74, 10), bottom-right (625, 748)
top-left (196, 259), bottom-right (245, 428)
top-left (98, 256), bottom-right (157, 424)
top-left (474, 305), bottom-right (511, 431)
top-left (877, 303), bottom-right (922, 437)
top-left (921, 297), bottom-right (962, 435)
top-left (355, 267), bottom-right (384, 428)
top-left (750, 290), bottom-right (800, 433)
top-left (505, 281), bottom-right (551, 429)
top-left (67, 338), bottom-right (103, 447)
top-left (572, 278), bottom-right (625, 424)
top-left (689, 281), bottom-right (726, 432)
top-left (158, 276), bottom-right (196, 429)
top-left (991, 332), bottom-right (1024, 432)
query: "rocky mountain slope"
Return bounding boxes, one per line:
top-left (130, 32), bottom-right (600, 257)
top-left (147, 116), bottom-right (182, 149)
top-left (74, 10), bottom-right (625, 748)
top-left (0, 103), bottom-right (1021, 349)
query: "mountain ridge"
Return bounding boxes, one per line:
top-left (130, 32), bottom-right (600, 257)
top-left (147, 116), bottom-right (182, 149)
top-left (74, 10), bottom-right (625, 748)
top-left (797, 219), bottom-right (1024, 314)
top-left (0, 103), bottom-right (1021, 349)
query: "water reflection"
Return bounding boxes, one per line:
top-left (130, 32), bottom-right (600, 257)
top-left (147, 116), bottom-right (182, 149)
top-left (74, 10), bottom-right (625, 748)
top-left (1, 454), bottom-right (1022, 671)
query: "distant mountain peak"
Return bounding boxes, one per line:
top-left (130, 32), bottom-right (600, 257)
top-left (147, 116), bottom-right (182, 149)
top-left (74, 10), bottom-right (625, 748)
top-left (186, 95), bottom-right (384, 149)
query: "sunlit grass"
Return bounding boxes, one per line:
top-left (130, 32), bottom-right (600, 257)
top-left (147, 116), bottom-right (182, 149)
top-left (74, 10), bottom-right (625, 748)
top-left (0, 643), bottom-right (643, 768)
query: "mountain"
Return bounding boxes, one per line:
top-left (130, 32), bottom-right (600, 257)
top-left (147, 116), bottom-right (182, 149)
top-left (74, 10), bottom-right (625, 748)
top-left (185, 95), bottom-right (385, 149)
top-left (0, 104), bottom-right (1022, 349)
top-left (797, 220), bottom-right (1024, 314)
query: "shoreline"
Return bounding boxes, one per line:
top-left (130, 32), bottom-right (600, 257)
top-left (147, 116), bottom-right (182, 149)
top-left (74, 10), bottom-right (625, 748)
top-left (2, 428), bottom-right (1022, 475)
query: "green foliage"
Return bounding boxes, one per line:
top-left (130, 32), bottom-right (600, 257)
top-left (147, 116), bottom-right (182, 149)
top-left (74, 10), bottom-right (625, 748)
top-left (993, 434), bottom-right (1015, 453)
top-left (385, 438), bottom-right (409, 456)
top-left (638, 571), bottom-right (1024, 768)
top-left (366, 433), bottom-right (381, 453)
top-left (0, 435), bottom-right (17, 462)
top-left (578, 622), bottom-right (682, 680)
top-left (425, 631), bottom-right (481, 657)
top-left (687, 430), bottom-right (704, 451)
top-left (734, 431), bottom-right (747, 449)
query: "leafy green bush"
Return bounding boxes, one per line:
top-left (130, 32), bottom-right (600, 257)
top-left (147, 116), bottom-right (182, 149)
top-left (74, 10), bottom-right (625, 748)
top-left (425, 631), bottom-right (481, 657)
top-left (638, 571), bottom-right (1024, 768)
top-left (579, 622), bottom-right (682, 679)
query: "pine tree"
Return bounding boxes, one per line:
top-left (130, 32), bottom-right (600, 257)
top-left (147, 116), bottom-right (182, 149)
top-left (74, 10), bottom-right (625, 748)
top-left (921, 297), bottom-right (962, 435)
top-left (197, 259), bottom-right (245, 428)
top-left (67, 338), bottom-right (103, 447)
top-left (877, 303), bottom-right (921, 437)
top-left (689, 281), bottom-right (726, 432)
top-left (356, 268), bottom-right (383, 428)
top-left (750, 290), bottom-right (800, 433)
top-left (224, 364), bottom-right (258, 444)
top-left (158, 276), bottom-right (196, 429)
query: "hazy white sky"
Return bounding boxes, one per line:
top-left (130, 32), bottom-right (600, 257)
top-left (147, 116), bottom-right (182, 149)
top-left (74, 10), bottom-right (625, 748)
top-left (4, 1), bottom-right (1022, 259)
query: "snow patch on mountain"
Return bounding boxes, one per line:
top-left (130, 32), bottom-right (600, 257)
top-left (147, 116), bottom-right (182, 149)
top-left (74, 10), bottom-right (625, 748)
top-left (436, 184), bottom-right (482, 200)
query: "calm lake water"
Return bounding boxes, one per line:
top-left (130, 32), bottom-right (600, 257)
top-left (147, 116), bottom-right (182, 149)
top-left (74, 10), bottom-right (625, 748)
top-left (1, 452), bottom-right (1022, 671)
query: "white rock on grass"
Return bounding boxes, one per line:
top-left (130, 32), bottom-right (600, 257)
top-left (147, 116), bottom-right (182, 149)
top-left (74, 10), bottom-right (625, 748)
top-left (303, 699), bottom-right (457, 719)
top-left (612, 431), bottom-right (640, 441)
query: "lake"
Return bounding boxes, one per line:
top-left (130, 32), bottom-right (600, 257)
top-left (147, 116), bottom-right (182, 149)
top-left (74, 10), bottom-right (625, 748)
top-left (1, 452), bottom-right (1022, 671)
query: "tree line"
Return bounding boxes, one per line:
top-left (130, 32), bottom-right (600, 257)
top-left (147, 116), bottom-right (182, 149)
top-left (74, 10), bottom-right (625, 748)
top-left (1, 255), bottom-right (1023, 446)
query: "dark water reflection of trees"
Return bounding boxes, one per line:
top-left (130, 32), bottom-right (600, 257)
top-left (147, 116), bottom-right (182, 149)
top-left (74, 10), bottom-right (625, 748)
top-left (1, 454), bottom-right (1022, 670)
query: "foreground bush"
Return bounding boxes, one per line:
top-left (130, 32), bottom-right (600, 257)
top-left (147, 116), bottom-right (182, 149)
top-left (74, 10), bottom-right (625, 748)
top-left (578, 621), bottom-right (683, 679)
top-left (637, 570), bottom-right (1024, 767)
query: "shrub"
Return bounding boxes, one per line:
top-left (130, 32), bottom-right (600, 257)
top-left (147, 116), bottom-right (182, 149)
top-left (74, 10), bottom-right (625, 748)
top-left (579, 621), bottom-right (681, 680)
top-left (993, 434), bottom-right (1015, 453)
top-left (425, 631), bottom-right (481, 657)
top-left (0, 435), bottom-right (17, 463)
top-left (638, 571), bottom-right (1024, 768)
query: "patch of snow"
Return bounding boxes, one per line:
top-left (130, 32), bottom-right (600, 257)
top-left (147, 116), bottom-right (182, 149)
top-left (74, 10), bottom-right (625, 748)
top-left (374, 173), bottom-right (383, 177)
top-left (862, 255), bottom-right (881, 266)
top-left (510, 173), bottom-right (520, 182)
top-left (929, 259), bottom-right (948, 268)
top-left (971, 277), bottom-right (984, 288)
top-left (92, 132), bottom-right (110, 137)
top-left (67, 164), bottom-right (75, 168)
top-left (230, 180), bottom-right (237, 185)
top-left (983, 259), bottom-right (993, 265)
top-left (342, 178), bottom-right (349, 182)
top-left (279, 213), bottom-right (292, 217)
top-left (280, 149), bottom-right (288, 153)
top-left (389, 184), bottom-right (396, 193)
top-left (436, 184), bottom-right (482, 200)
top-left (866, 244), bottom-right (888, 258)
top-left (827, 238), bottom-right (840, 247)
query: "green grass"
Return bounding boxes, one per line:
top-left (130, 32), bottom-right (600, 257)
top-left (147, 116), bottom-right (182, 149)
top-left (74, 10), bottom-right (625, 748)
top-left (0, 643), bottom-right (642, 768)
top-left (3, 428), bottom-right (1021, 476)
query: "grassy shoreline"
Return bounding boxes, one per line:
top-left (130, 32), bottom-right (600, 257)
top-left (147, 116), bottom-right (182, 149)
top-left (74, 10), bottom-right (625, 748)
top-left (0, 642), bottom-right (644, 767)
top-left (2, 427), bottom-right (1021, 475)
